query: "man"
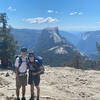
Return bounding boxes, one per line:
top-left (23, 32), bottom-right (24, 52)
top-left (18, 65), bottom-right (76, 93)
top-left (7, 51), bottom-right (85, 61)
top-left (15, 47), bottom-right (28, 100)
top-left (28, 52), bottom-right (42, 100)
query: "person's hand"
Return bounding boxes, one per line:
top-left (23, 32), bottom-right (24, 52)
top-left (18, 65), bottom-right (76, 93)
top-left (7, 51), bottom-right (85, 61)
top-left (32, 72), bottom-right (37, 76)
top-left (16, 75), bottom-right (19, 81)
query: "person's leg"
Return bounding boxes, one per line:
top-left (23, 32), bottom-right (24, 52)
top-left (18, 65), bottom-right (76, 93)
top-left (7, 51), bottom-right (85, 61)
top-left (21, 75), bottom-right (27, 100)
top-left (16, 86), bottom-right (21, 100)
top-left (30, 85), bottom-right (34, 97)
top-left (29, 85), bottom-right (34, 100)
top-left (16, 76), bottom-right (21, 100)
top-left (35, 85), bottom-right (40, 100)
top-left (28, 74), bottom-right (35, 100)
top-left (34, 76), bottom-right (40, 100)
top-left (22, 86), bottom-right (26, 97)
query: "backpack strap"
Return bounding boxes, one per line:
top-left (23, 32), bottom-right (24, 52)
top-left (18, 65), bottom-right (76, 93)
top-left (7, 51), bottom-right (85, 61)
top-left (26, 57), bottom-right (29, 66)
top-left (18, 56), bottom-right (28, 68)
top-left (17, 56), bottom-right (22, 75)
top-left (18, 56), bottom-right (22, 68)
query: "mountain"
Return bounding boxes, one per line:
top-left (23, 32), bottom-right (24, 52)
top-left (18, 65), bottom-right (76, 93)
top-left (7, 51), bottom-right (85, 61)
top-left (11, 28), bottom-right (81, 49)
top-left (35, 27), bottom-right (80, 66)
top-left (77, 30), bottom-right (100, 60)
top-left (10, 27), bottom-right (88, 67)
top-left (59, 31), bottom-right (81, 46)
top-left (11, 28), bottom-right (41, 49)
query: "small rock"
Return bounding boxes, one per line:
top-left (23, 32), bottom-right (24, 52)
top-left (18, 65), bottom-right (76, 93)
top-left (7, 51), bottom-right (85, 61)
top-left (0, 93), bottom-right (4, 96)
top-left (0, 73), bottom-right (5, 75)
top-left (5, 72), bottom-right (10, 77)
top-left (12, 94), bottom-right (15, 97)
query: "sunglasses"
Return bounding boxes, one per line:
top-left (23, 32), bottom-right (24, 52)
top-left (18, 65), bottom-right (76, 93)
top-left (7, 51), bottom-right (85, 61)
top-left (29, 56), bottom-right (34, 57)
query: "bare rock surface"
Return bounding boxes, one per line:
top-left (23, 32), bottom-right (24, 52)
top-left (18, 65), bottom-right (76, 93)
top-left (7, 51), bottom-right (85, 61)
top-left (0, 67), bottom-right (100, 100)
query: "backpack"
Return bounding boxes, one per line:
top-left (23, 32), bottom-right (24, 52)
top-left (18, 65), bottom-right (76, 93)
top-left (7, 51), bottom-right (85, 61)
top-left (35, 56), bottom-right (45, 74)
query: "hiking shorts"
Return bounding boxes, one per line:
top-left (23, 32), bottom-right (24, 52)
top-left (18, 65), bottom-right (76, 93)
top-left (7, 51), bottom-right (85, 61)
top-left (16, 75), bottom-right (27, 88)
top-left (28, 74), bottom-right (40, 86)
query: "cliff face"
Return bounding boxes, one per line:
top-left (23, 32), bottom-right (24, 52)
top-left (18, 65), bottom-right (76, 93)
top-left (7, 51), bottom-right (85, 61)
top-left (35, 27), bottom-right (78, 66)
top-left (77, 30), bottom-right (100, 60)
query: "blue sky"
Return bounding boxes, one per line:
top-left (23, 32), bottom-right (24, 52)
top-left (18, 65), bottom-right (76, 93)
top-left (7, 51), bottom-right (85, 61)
top-left (0, 0), bottom-right (100, 31)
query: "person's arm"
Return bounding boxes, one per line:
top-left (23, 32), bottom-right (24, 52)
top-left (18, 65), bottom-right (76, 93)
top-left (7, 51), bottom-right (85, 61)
top-left (15, 57), bottom-right (19, 80)
top-left (16, 67), bottom-right (19, 81)
top-left (32, 66), bottom-right (42, 75)
top-left (36, 66), bottom-right (42, 74)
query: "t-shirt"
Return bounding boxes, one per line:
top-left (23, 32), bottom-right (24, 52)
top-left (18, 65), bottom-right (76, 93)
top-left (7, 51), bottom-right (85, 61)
top-left (15, 56), bottom-right (27, 73)
top-left (28, 60), bottom-right (41, 73)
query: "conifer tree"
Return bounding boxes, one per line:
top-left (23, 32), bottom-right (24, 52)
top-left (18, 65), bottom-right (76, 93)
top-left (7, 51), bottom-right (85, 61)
top-left (0, 13), bottom-right (18, 68)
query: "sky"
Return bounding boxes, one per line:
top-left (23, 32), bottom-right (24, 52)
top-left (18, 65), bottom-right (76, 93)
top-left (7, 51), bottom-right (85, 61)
top-left (0, 0), bottom-right (100, 31)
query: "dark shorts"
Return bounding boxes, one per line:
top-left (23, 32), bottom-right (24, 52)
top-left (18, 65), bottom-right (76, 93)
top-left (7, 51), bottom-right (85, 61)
top-left (16, 75), bottom-right (27, 88)
top-left (28, 74), bottom-right (40, 86)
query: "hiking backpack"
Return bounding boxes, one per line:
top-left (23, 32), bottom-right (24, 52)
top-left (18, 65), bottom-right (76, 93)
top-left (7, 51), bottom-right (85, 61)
top-left (35, 56), bottom-right (45, 74)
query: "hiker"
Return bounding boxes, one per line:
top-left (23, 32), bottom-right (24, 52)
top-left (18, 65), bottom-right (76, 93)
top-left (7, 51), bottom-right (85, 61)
top-left (15, 47), bottom-right (28, 100)
top-left (28, 52), bottom-right (42, 100)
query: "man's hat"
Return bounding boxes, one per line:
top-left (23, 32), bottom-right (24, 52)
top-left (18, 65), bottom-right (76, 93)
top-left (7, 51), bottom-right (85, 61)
top-left (28, 52), bottom-right (35, 57)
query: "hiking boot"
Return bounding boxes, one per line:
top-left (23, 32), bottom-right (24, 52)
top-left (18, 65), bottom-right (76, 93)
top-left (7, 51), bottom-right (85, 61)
top-left (29, 96), bottom-right (34, 100)
top-left (21, 97), bottom-right (26, 100)
top-left (36, 96), bottom-right (39, 100)
top-left (16, 97), bottom-right (20, 100)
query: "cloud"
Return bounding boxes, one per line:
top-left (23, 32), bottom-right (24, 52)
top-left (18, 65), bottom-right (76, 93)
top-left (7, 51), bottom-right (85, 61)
top-left (69, 12), bottom-right (78, 15)
top-left (8, 6), bottom-right (16, 11)
top-left (47, 10), bottom-right (59, 14)
top-left (48, 10), bottom-right (54, 13)
top-left (78, 12), bottom-right (83, 15)
top-left (26, 17), bottom-right (58, 24)
top-left (69, 12), bottom-right (83, 16)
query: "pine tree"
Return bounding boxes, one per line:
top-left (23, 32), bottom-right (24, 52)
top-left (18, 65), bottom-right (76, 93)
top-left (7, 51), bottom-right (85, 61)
top-left (72, 53), bottom-right (84, 69)
top-left (0, 13), bottom-right (18, 68)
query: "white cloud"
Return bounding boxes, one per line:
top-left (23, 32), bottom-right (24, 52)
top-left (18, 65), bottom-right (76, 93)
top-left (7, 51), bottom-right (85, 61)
top-left (47, 10), bottom-right (59, 14)
top-left (69, 12), bottom-right (83, 16)
top-left (69, 12), bottom-right (78, 15)
top-left (78, 12), bottom-right (83, 15)
top-left (26, 17), bottom-right (58, 24)
top-left (8, 6), bottom-right (16, 11)
top-left (48, 10), bottom-right (54, 13)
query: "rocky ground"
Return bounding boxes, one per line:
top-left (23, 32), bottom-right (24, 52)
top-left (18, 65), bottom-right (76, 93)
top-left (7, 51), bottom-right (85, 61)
top-left (0, 66), bottom-right (100, 100)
